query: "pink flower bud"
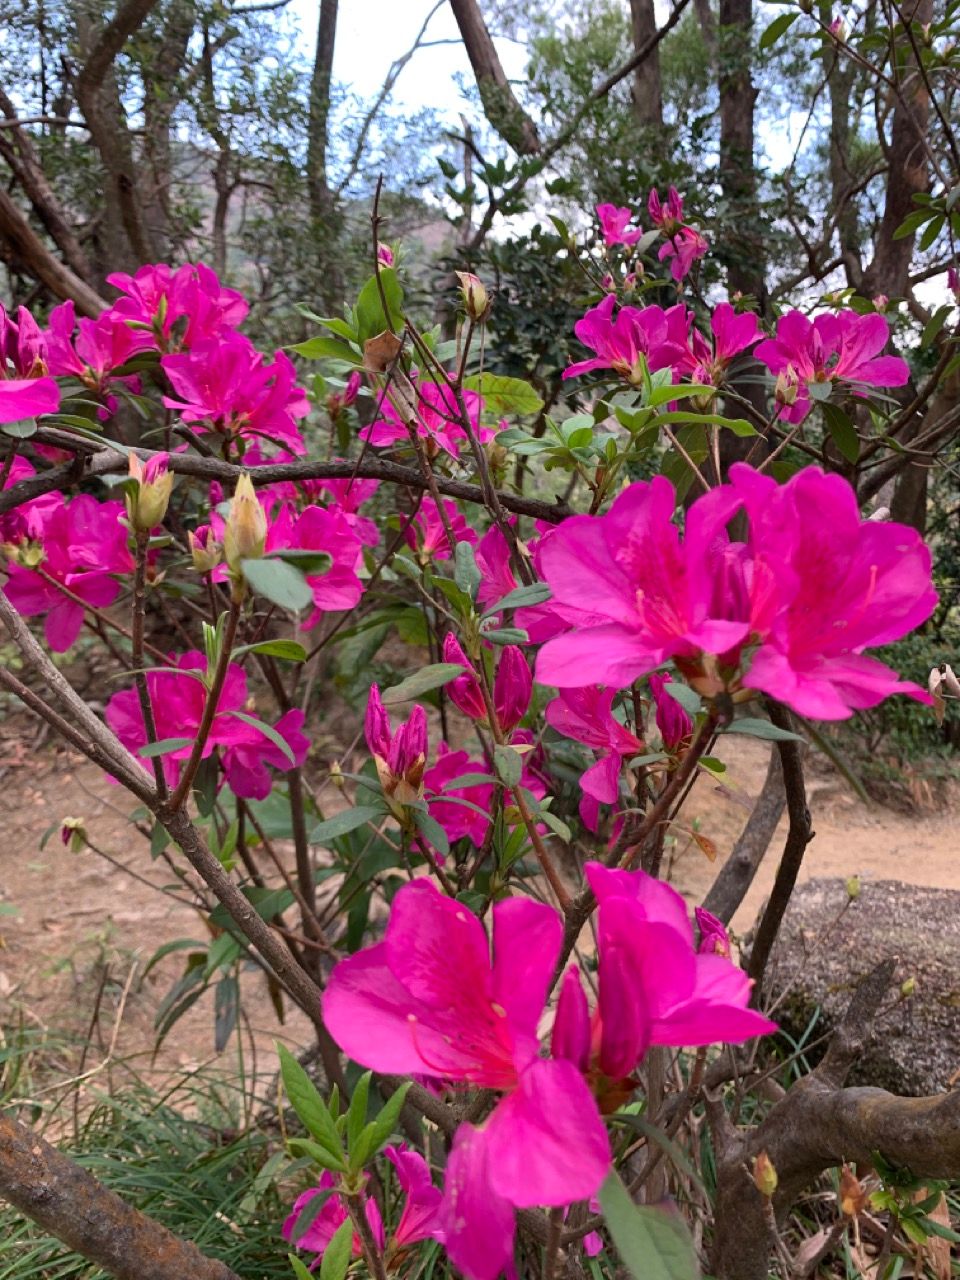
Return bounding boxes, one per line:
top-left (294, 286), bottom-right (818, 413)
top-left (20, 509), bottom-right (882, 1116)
top-left (364, 683), bottom-right (392, 759)
top-left (949, 267), bottom-right (960, 301)
top-left (551, 965), bottom-right (591, 1073)
top-left (455, 271), bottom-right (491, 322)
top-left (343, 371), bottom-right (361, 405)
top-left (377, 242), bottom-right (395, 268)
top-left (188, 524), bottom-right (222, 574)
top-left (365, 684), bottom-right (428, 806)
top-left (494, 646), bottom-right (532, 732)
top-left (127, 450), bottom-right (173, 531)
top-left (443, 632), bottom-right (487, 722)
top-left (695, 906), bottom-right (731, 958)
top-left (649, 673), bottom-right (693, 751)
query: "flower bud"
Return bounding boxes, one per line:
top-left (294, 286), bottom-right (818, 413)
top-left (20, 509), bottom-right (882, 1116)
top-left (60, 816), bottom-right (87, 853)
top-left (872, 294), bottom-right (889, 313)
top-left (601, 273), bottom-right (616, 293)
top-left (365, 685), bottom-right (429, 811)
top-left (552, 966), bottom-right (591, 1073)
top-left (649, 673), bottom-right (693, 751)
top-left (752, 1151), bottom-right (778, 1198)
top-left (494, 646), bottom-right (532, 733)
top-left (949, 267), bottom-right (960, 302)
top-left (443, 632), bottom-right (487, 723)
top-left (900, 976), bottom-right (916, 999)
top-left (455, 272), bottom-right (491, 322)
top-left (188, 524), bottom-right (223, 574)
top-left (223, 474), bottom-right (266, 573)
top-left (377, 242), bottom-right (395, 268)
top-left (127, 452), bottom-right (173, 532)
top-left (845, 875), bottom-right (861, 900)
top-left (774, 369), bottom-right (800, 408)
top-left (695, 906), bottom-right (731, 957)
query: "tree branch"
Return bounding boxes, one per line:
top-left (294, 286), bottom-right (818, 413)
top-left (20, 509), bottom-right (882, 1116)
top-left (0, 1109), bottom-right (240, 1280)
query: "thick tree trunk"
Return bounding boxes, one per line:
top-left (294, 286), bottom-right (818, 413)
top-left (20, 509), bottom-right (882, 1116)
top-left (0, 185), bottom-right (106, 314)
top-left (141, 0), bottom-right (195, 260)
top-left (0, 1110), bottom-right (240, 1280)
top-left (306, 0), bottom-right (343, 309)
top-left (629, 0), bottom-right (663, 126)
top-left (448, 0), bottom-right (541, 155)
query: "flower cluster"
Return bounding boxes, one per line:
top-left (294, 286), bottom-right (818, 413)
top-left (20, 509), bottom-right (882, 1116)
top-left (535, 464), bottom-right (936, 720)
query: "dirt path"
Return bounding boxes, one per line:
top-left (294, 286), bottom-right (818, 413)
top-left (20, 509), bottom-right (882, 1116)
top-left (1, 731), bottom-right (956, 1105)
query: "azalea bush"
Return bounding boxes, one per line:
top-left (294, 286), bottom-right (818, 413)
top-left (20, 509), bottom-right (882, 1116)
top-left (0, 188), bottom-right (958, 1280)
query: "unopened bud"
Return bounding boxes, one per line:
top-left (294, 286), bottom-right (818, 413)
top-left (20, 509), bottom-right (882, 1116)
top-left (774, 370), bottom-right (799, 408)
top-left (845, 875), bottom-right (861, 900)
top-left (839, 1164), bottom-right (867, 1217)
top-left (330, 761), bottom-right (345, 790)
top-left (127, 452), bottom-right (173, 532)
top-left (4, 539), bottom-right (44, 568)
top-left (900, 977), bottom-right (916, 999)
top-left (60, 816), bottom-right (87, 853)
top-left (752, 1151), bottom-right (778, 1198)
top-left (456, 272), bottom-right (491, 322)
top-left (377, 242), bottom-right (395, 268)
top-left (188, 524), bottom-right (223, 574)
top-left (872, 294), bottom-right (889, 313)
top-left (223, 474), bottom-right (266, 574)
top-left (601, 273), bottom-right (616, 293)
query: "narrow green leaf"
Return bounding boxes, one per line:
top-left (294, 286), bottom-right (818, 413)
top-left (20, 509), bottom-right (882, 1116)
top-left (723, 717), bottom-right (805, 742)
top-left (287, 1138), bottom-right (347, 1172)
top-left (821, 402), bottom-right (860, 462)
top-left (413, 807), bottom-right (450, 857)
top-left (483, 582), bottom-right (552, 616)
top-left (381, 663), bottom-right (464, 705)
top-left (454, 541), bottom-right (482, 598)
top-left (231, 639), bottom-right (307, 662)
top-left (277, 1044), bottom-right (346, 1167)
top-left (363, 1081), bottom-right (411, 1156)
top-left (759, 10), bottom-right (798, 49)
top-left (223, 710), bottom-right (297, 766)
top-left (138, 737), bottom-right (193, 758)
top-left (310, 805), bottom-right (384, 844)
top-left (662, 682), bottom-right (702, 717)
top-left (289, 1252), bottom-right (316, 1280)
top-left (598, 1170), bottom-right (700, 1280)
top-left (494, 744), bottom-right (523, 788)
top-left (346, 1070), bottom-right (371, 1160)
top-left (320, 1218), bottom-right (354, 1280)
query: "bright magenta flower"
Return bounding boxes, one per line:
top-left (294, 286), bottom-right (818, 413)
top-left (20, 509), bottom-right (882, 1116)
top-left (535, 466), bottom-right (935, 720)
top-left (595, 203), bottom-right (644, 247)
top-left (404, 496), bottom-right (478, 562)
top-left (647, 188), bottom-right (709, 282)
top-left (106, 261), bottom-right (248, 351)
top-left (282, 1171), bottom-right (384, 1265)
top-left (677, 303), bottom-right (760, 387)
top-left (3, 494), bottom-right (133, 651)
top-left (161, 334), bottom-right (308, 455)
top-left (45, 302), bottom-right (140, 417)
top-left (106, 651), bottom-right (309, 798)
top-left (475, 524), bottom-right (564, 645)
top-left (0, 303), bottom-right (60, 422)
top-left (647, 186), bottom-right (686, 234)
top-left (323, 881), bottom-right (610, 1280)
top-left (365, 684), bottom-right (428, 807)
top-left (384, 1144), bottom-right (445, 1247)
top-left (423, 743), bottom-right (494, 846)
top-left (0, 457), bottom-right (60, 542)
top-left (695, 906), bottom-right (731, 957)
top-left (562, 295), bottom-right (688, 383)
top-left (361, 380), bottom-right (490, 460)
top-left (545, 686), bottom-right (642, 831)
top-left (551, 863), bottom-right (776, 1084)
top-left (754, 310), bottom-right (909, 422)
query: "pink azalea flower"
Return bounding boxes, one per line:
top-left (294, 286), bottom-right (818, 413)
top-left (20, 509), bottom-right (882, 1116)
top-left (45, 301), bottom-right (141, 416)
top-left (552, 863), bottom-right (776, 1083)
top-left (544, 687), bottom-right (643, 832)
top-left (0, 303), bottom-right (60, 422)
top-left (595, 203), bottom-right (644, 248)
top-left (647, 186), bottom-right (686, 234)
top-left (404, 496), bottom-right (478, 562)
top-left (695, 906), bottom-right (731, 957)
top-left (326, 371), bottom-right (362, 417)
top-left (161, 333), bottom-right (309, 455)
top-left (442, 634), bottom-right (531, 731)
top-left (0, 457), bottom-right (61, 542)
top-left (658, 226), bottom-right (709, 282)
top-left (423, 743), bottom-right (494, 846)
top-left (314, 470), bottom-right (380, 547)
top-left (282, 1170), bottom-right (384, 1267)
top-left (105, 651), bottom-right (309, 798)
top-left (648, 673), bottom-right (693, 750)
top-left (754, 310), bottom-right (910, 423)
top-left (0, 378), bottom-right (59, 424)
top-left (677, 303), bottom-right (760, 387)
top-left (3, 494), bottom-right (133, 651)
top-left (534, 466), bottom-right (937, 719)
top-left (475, 525), bottom-right (566, 645)
top-left (360, 380), bottom-right (489, 460)
top-left (562, 295), bottom-right (688, 384)
top-left (322, 881), bottom-right (611, 1280)
top-left (384, 1144), bottom-right (445, 1246)
top-left (726, 463), bottom-right (937, 718)
top-left (106, 261), bottom-right (248, 351)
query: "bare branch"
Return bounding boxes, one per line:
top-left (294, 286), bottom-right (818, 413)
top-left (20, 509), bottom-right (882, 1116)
top-left (449, 0), bottom-right (541, 155)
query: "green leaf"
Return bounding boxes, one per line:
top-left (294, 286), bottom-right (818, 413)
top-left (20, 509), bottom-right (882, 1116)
top-left (493, 744), bottom-right (523, 788)
top-left (723, 717), bottom-right (805, 742)
top-left (413, 807), bottom-right (450, 857)
top-left (462, 372), bottom-right (544, 415)
top-left (355, 268), bottom-right (404, 342)
top-left (320, 1218), bottom-right (354, 1280)
top-left (241, 557), bottom-right (314, 611)
top-left (483, 582), bottom-right (552, 615)
top-left (759, 10), bottom-right (798, 48)
top-left (662, 682), bottom-right (701, 717)
top-left (290, 1252), bottom-right (317, 1280)
top-left (277, 1044), bottom-right (345, 1167)
top-left (821, 402), bottom-right (860, 462)
top-left (920, 303), bottom-right (952, 351)
top-left (346, 1070), bottom-right (371, 1159)
top-left (310, 805), bottom-right (383, 844)
top-left (598, 1170), bottom-right (700, 1280)
top-left (271, 549), bottom-right (334, 575)
top-left (1, 419), bottom-right (37, 439)
top-left (290, 336), bottom-right (359, 362)
top-left (138, 736), bottom-right (194, 758)
top-left (537, 807), bottom-right (572, 843)
top-left (287, 1138), bottom-right (348, 1172)
top-left (362, 1081), bottom-right (411, 1156)
top-left (481, 626), bottom-right (529, 645)
top-left (454, 541), bottom-right (482, 598)
top-left (231, 639), bottom-right (307, 662)
top-left (381, 663), bottom-right (464, 705)
top-left (223, 710), bottom-right (297, 766)
top-left (214, 973), bottom-right (239, 1052)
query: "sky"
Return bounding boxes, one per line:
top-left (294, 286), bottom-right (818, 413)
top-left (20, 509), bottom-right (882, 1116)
top-left (289, 0), bottom-right (528, 124)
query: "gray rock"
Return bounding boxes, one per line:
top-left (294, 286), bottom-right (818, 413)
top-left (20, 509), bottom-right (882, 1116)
top-left (762, 878), bottom-right (960, 1097)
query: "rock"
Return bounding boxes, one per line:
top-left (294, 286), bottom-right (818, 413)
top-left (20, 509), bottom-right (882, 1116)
top-left (762, 878), bottom-right (960, 1096)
